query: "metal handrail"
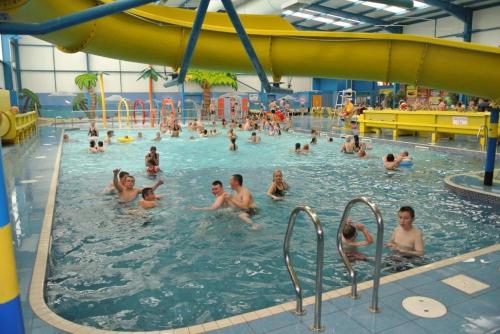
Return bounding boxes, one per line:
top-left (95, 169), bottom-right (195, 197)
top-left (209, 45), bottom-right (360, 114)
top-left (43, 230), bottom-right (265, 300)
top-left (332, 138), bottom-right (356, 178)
top-left (284, 206), bottom-right (325, 332)
top-left (336, 197), bottom-right (384, 313)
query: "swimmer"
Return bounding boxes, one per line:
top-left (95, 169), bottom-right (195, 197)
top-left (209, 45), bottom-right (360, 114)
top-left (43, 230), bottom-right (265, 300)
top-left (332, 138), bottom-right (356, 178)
top-left (302, 144), bottom-right (310, 153)
top-left (341, 136), bottom-right (355, 153)
top-left (341, 219), bottom-right (373, 262)
top-left (224, 174), bottom-right (259, 230)
top-left (112, 168), bottom-right (164, 203)
top-left (88, 140), bottom-right (98, 153)
top-left (103, 130), bottom-right (114, 144)
top-left (383, 153), bottom-right (402, 170)
top-left (189, 180), bottom-right (229, 211)
top-left (328, 137), bottom-right (333, 143)
top-left (358, 143), bottom-right (367, 158)
top-left (97, 141), bottom-right (105, 152)
top-left (249, 132), bottom-right (261, 144)
top-left (310, 137), bottom-right (317, 145)
top-left (146, 158), bottom-right (161, 176)
top-left (103, 170), bottom-right (129, 195)
top-left (153, 131), bottom-right (161, 141)
top-left (172, 120), bottom-right (181, 137)
top-left (200, 129), bottom-right (208, 138)
top-left (139, 187), bottom-right (161, 209)
top-left (294, 143), bottom-right (301, 153)
top-left (63, 133), bottom-right (70, 142)
top-left (229, 137), bottom-right (237, 151)
top-left (399, 151), bottom-right (412, 162)
top-left (145, 146), bottom-right (159, 167)
top-left (88, 121), bottom-right (98, 138)
top-left (137, 132), bottom-right (143, 140)
top-left (266, 169), bottom-right (289, 201)
top-left (385, 206), bottom-right (424, 257)
top-left (227, 128), bottom-right (237, 139)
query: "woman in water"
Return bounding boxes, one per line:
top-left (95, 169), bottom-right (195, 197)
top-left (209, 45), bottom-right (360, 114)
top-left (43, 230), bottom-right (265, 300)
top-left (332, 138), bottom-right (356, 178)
top-left (229, 137), bottom-right (237, 151)
top-left (266, 169), bottom-right (289, 201)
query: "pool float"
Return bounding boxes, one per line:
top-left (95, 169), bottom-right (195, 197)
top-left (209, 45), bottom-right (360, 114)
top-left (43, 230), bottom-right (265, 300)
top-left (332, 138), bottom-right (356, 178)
top-left (399, 160), bottom-right (414, 167)
top-left (117, 136), bottom-right (135, 143)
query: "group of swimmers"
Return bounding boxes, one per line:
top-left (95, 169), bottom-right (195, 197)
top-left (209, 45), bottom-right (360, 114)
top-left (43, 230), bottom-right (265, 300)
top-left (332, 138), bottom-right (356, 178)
top-left (342, 206), bottom-right (424, 262)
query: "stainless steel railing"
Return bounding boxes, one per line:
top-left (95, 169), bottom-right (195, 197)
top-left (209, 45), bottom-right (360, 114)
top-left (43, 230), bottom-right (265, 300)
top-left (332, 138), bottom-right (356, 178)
top-left (336, 197), bottom-right (384, 313)
top-left (284, 206), bottom-right (325, 332)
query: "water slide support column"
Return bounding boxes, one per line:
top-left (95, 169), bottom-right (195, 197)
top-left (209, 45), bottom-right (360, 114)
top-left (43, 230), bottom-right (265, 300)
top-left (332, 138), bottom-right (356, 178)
top-left (484, 107), bottom-right (498, 186)
top-left (1, 35), bottom-right (19, 106)
top-left (180, 83), bottom-right (186, 125)
top-left (0, 144), bottom-right (25, 334)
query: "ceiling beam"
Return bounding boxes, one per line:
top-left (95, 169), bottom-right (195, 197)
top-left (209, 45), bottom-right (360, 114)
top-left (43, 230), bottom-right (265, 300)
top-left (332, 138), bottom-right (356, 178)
top-left (307, 4), bottom-right (403, 33)
top-left (422, 0), bottom-right (467, 21)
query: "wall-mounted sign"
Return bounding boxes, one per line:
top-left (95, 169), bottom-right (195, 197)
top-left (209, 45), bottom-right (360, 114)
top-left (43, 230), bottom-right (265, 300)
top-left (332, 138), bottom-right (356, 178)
top-left (452, 117), bottom-right (468, 125)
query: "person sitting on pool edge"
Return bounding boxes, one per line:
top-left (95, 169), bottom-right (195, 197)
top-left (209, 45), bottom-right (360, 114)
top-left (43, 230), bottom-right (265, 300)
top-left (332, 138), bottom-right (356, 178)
top-left (385, 206), bottom-right (424, 257)
top-left (266, 169), bottom-right (289, 201)
top-left (189, 180), bottom-right (229, 211)
top-left (139, 187), bottom-right (162, 209)
top-left (224, 174), bottom-right (259, 230)
top-left (341, 218), bottom-right (373, 262)
top-left (113, 168), bottom-right (164, 203)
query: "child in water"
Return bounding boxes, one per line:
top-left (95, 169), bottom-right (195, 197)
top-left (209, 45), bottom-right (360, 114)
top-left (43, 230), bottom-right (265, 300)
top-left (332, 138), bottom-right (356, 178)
top-left (341, 219), bottom-right (373, 261)
top-left (146, 158), bottom-right (160, 176)
top-left (139, 186), bottom-right (162, 209)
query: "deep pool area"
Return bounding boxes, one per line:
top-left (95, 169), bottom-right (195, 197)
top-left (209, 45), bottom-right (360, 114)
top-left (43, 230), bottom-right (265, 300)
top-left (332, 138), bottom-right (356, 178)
top-left (46, 128), bottom-right (500, 331)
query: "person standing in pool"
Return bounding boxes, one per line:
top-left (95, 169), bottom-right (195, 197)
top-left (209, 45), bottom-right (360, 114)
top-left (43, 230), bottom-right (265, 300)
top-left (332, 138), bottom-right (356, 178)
top-left (224, 174), bottom-right (259, 230)
top-left (189, 180), bottom-right (229, 211)
top-left (113, 169), bottom-right (163, 202)
top-left (88, 121), bottom-right (99, 138)
top-left (145, 146), bottom-right (159, 167)
top-left (266, 169), bottom-right (289, 201)
top-left (385, 206), bottom-right (424, 257)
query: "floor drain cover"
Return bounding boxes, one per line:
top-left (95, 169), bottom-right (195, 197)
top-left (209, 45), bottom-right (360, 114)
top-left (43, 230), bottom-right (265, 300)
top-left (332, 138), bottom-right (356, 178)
top-left (402, 296), bottom-right (447, 318)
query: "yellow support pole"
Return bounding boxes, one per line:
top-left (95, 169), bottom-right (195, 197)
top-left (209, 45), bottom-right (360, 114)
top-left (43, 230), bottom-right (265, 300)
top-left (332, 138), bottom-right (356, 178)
top-left (98, 73), bottom-right (107, 129)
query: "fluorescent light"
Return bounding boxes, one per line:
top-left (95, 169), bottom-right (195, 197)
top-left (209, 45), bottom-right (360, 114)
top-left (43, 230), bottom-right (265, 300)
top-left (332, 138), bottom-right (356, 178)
top-left (332, 21), bottom-right (353, 27)
top-left (362, 1), bottom-right (387, 9)
top-left (291, 12), bottom-right (313, 19)
top-left (313, 16), bottom-right (334, 24)
top-left (385, 6), bottom-right (407, 14)
top-left (413, 1), bottom-right (429, 8)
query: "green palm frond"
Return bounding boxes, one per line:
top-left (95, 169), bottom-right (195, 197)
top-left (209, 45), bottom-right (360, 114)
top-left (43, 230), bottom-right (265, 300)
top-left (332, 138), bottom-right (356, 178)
top-left (186, 70), bottom-right (238, 90)
top-left (137, 66), bottom-right (163, 81)
top-left (75, 73), bottom-right (98, 90)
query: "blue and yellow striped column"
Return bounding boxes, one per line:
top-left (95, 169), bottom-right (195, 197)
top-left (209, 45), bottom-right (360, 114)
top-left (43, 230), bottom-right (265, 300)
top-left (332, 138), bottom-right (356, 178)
top-left (484, 107), bottom-right (499, 186)
top-left (0, 144), bottom-right (25, 334)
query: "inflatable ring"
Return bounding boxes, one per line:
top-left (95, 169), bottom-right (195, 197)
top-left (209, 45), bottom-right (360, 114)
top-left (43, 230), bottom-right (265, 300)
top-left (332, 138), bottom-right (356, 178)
top-left (117, 136), bottom-right (135, 143)
top-left (399, 160), bottom-right (414, 167)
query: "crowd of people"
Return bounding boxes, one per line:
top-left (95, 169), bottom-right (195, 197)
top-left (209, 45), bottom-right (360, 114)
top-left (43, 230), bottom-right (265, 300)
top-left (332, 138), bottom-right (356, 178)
top-left (82, 111), bottom-right (425, 263)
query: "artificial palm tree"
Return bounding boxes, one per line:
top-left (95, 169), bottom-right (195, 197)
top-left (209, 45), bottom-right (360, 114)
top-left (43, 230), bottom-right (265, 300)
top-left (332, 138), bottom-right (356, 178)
top-left (75, 73), bottom-right (98, 119)
top-left (137, 65), bottom-right (163, 125)
top-left (72, 93), bottom-right (88, 112)
top-left (186, 70), bottom-right (238, 115)
top-left (19, 88), bottom-right (41, 114)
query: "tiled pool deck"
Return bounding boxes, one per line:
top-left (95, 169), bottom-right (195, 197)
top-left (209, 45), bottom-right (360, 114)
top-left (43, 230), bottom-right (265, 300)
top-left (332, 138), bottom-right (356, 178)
top-left (2, 125), bottom-right (499, 334)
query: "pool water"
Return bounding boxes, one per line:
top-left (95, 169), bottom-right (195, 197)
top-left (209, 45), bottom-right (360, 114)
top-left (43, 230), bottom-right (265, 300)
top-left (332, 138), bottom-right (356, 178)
top-left (47, 128), bottom-right (500, 331)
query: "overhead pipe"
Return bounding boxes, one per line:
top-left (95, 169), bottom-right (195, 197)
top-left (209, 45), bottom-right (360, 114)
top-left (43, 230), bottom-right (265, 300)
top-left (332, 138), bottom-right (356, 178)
top-left (0, 0), bottom-right (156, 35)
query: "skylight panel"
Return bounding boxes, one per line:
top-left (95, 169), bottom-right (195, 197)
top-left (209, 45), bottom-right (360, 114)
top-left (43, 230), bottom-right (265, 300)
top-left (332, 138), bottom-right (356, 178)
top-left (332, 21), bottom-right (353, 27)
top-left (313, 16), bottom-right (334, 24)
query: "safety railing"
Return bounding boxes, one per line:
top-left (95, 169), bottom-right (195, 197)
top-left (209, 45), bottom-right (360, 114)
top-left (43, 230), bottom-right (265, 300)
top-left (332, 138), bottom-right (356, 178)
top-left (284, 206), bottom-right (325, 332)
top-left (336, 197), bottom-right (384, 313)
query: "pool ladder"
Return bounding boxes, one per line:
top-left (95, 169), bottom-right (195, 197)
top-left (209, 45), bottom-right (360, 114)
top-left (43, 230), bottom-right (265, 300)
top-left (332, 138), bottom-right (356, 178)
top-left (337, 197), bottom-right (384, 312)
top-left (283, 197), bottom-right (384, 332)
top-left (284, 206), bottom-right (325, 332)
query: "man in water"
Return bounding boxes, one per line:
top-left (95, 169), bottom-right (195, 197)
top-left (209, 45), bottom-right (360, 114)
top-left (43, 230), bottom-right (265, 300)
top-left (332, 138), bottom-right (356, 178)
top-left (190, 180), bottom-right (228, 211)
top-left (113, 168), bottom-right (163, 202)
top-left (224, 174), bottom-right (259, 230)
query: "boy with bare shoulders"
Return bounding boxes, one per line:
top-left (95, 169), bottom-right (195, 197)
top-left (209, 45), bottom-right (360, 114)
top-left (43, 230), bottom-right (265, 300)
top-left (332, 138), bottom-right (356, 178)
top-left (139, 187), bottom-right (160, 209)
top-left (224, 174), bottom-right (259, 230)
top-left (385, 206), bottom-right (424, 257)
top-left (113, 168), bottom-right (163, 203)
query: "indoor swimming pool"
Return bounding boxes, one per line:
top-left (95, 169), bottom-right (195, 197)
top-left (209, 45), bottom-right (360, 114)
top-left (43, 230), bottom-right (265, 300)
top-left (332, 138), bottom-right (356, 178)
top-left (45, 128), bottom-right (499, 331)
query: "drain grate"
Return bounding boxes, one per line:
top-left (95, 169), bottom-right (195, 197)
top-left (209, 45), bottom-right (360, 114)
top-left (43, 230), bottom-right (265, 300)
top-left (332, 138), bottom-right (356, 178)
top-left (402, 296), bottom-right (447, 318)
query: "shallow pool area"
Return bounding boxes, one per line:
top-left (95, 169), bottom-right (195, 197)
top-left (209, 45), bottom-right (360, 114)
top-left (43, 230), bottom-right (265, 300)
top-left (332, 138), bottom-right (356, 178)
top-left (45, 128), bottom-right (499, 331)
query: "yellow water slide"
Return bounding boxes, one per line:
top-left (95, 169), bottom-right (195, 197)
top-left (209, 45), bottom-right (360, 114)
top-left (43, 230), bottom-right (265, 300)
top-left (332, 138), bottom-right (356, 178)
top-left (2, 0), bottom-right (500, 101)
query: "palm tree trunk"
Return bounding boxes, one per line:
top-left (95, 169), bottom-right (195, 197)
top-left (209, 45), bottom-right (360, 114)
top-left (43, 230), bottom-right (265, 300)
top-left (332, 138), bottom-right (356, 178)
top-left (203, 82), bottom-right (211, 118)
top-left (22, 97), bottom-right (30, 113)
top-left (149, 77), bottom-right (154, 127)
top-left (88, 86), bottom-right (96, 119)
